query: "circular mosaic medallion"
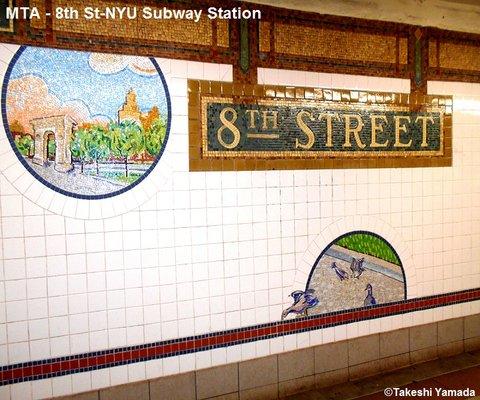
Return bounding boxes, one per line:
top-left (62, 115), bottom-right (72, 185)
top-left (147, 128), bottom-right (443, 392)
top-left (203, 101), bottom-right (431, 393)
top-left (2, 46), bottom-right (170, 199)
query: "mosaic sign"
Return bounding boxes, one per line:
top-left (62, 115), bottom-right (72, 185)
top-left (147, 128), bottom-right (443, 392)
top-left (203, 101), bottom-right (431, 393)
top-left (282, 231), bottom-right (406, 320)
top-left (189, 81), bottom-right (452, 170)
top-left (2, 46), bottom-right (170, 199)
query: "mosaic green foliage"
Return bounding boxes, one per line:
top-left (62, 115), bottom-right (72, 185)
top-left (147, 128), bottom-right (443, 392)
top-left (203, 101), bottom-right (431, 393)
top-left (336, 233), bottom-right (401, 266)
top-left (145, 118), bottom-right (167, 157)
top-left (70, 117), bottom-right (166, 178)
top-left (14, 135), bottom-right (33, 157)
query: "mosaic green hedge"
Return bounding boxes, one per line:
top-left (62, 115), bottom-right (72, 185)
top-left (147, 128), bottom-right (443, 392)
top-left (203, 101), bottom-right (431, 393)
top-left (336, 233), bottom-right (401, 266)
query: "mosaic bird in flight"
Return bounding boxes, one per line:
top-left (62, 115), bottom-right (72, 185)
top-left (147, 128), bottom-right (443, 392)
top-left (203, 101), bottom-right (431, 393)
top-left (331, 261), bottom-right (349, 281)
top-left (364, 283), bottom-right (377, 306)
top-left (281, 289), bottom-right (319, 320)
top-left (350, 257), bottom-right (365, 278)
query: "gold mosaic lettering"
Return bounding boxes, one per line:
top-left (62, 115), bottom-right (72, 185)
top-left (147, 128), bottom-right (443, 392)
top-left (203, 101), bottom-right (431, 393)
top-left (370, 114), bottom-right (389, 148)
top-left (261, 111), bottom-right (279, 130)
top-left (319, 113), bottom-right (338, 148)
top-left (245, 109), bottom-right (259, 129)
top-left (415, 116), bottom-right (435, 147)
top-left (295, 110), bottom-right (315, 150)
top-left (394, 116), bottom-right (412, 147)
top-left (343, 114), bottom-right (365, 148)
top-left (217, 107), bottom-right (241, 149)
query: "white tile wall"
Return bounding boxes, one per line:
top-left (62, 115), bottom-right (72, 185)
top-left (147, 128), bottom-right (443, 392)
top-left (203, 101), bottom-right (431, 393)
top-left (0, 43), bottom-right (479, 398)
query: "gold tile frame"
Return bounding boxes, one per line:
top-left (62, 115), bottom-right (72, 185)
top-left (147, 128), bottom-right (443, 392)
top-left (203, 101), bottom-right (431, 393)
top-left (188, 80), bottom-right (452, 171)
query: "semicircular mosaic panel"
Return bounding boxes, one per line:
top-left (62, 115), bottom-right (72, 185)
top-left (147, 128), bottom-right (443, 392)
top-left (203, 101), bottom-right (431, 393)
top-left (282, 231), bottom-right (406, 319)
top-left (2, 46), bottom-right (170, 199)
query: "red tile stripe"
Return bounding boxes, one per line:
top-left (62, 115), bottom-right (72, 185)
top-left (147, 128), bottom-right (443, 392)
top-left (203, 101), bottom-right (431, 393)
top-left (1, 288), bottom-right (479, 385)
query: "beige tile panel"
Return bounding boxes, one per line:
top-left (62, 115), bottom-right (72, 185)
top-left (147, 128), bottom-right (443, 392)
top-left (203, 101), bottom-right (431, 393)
top-left (438, 318), bottom-right (464, 345)
top-left (54, 392), bottom-right (99, 400)
top-left (464, 314), bottom-right (480, 339)
top-left (314, 341), bottom-right (348, 374)
top-left (380, 328), bottom-right (409, 358)
top-left (196, 364), bottom-right (239, 400)
top-left (203, 394), bottom-right (239, 400)
top-left (438, 340), bottom-right (464, 358)
top-left (150, 371), bottom-right (196, 400)
top-left (238, 355), bottom-right (278, 390)
top-left (378, 353), bottom-right (411, 372)
top-left (410, 346), bottom-right (438, 364)
top-left (99, 381), bottom-right (149, 400)
top-left (278, 375), bottom-right (315, 398)
top-left (409, 323), bottom-right (437, 351)
top-left (465, 337), bottom-right (480, 352)
top-left (239, 384), bottom-right (278, 400)
top-left (348, 359), bottom-right (381, 381)
top-left (314, 367), bottom-right (349, 389)
top-left (278, 348), bottom-right (315, 382)
top-left (348, 334), bottom-right (380, 366)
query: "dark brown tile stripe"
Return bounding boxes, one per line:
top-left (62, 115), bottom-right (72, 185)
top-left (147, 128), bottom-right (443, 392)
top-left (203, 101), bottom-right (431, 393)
top-left (1, 287), bottom-right (479, 385)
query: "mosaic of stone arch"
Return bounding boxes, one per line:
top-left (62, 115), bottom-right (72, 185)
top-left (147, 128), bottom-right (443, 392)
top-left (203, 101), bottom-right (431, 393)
top-left (283, 216), bottom-right (416, 319)
top-left (31, 115), bottom-right (76, 173)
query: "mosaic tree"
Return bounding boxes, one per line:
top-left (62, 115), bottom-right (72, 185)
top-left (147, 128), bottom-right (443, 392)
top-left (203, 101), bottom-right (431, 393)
top-left (145, 117), bottom-right (167, 157)
top-left (110, 120), bottom-right (144, 177)
top-left (70, 128), bottom-right (89, 173)
top-left (86, 125), bottom-right (111, 175)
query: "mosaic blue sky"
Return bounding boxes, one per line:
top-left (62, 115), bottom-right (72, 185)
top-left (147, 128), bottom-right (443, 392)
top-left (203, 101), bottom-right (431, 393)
top-left (7, 46), bottom-right (168, 127)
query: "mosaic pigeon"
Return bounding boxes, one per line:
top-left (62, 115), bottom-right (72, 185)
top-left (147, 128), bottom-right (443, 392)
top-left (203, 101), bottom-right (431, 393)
top-left (364, 283), bottom-right (377, 306)
top-left (281, 289), bottom-right (319, 320)
top-left (330, 261), bottom-right (349, 281)
top-left (350, 257), bottom-right (365, 279)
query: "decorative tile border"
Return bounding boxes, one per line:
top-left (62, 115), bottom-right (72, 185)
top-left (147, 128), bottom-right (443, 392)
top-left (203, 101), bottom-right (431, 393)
top-left (1, 287), bottom-right (479, 386)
